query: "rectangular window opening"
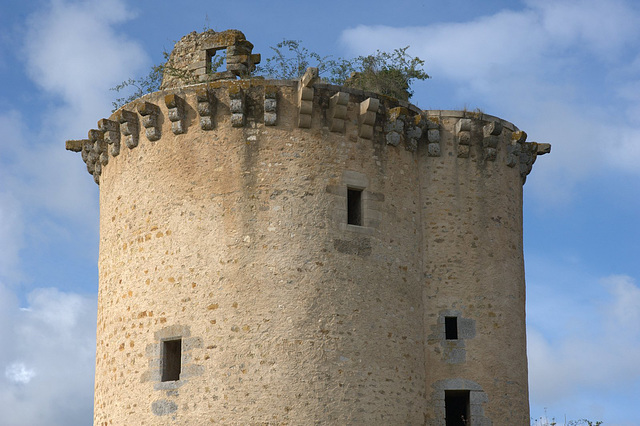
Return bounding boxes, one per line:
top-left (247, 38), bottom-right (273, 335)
top-left (445, 316), bottom-right (458, 340)
top-left (161, 339), bottom-right (182, 382)
top-left (347, 188), bottom-right (363, 226)
top-left (206, 48), bottom-right (225, 73)
top-left (445, 390), bottom-right (470, 426)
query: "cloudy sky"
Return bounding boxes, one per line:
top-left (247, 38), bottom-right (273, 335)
top-left (0, 0), bottom-right (638, 424)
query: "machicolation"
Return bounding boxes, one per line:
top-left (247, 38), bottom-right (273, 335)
top-left (66, 29), bottom-right (550, 425)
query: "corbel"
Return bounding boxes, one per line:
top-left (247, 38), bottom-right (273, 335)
top-left (98, 118), bottom-right (120, 157)
top-left (264, 86), bottom-right (277, 126)
top-left (482, 121), bottom-right (503, 161)
top-left (196, 87), bottom-right (216, 130)
top-left (426, 117), bottom-right (441, 157)
top-left (137, 101), bottom-right (161, 141)
top-left (358, 97), bottom-right (379, 139)
top-left (228, 85), bottom-right (245, 127)
top-left (455, 118), bottom-right (472, 158)
top-left (114, 109), bottom-right (139, 149)
top-left (298, 67), bottom-right (318, 128)
top-left (328, 92), bottom-right (349, 132)
top-left (165, 94), bottom-right (186, 135)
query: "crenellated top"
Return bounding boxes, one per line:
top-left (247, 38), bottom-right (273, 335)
top-left (66, 68), bottom-right (550, 186)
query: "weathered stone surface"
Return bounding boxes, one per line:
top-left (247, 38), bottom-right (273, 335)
top-left (64, 32), bottom-right (550, 426)
top-left (151, 400), bottom-right (177, 416)
top-left (161, 29), bottom-right (261, 89)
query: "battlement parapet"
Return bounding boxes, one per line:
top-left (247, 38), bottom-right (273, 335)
top-left (66, 76), bottom-right (549, 185)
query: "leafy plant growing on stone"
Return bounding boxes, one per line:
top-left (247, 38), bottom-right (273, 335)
top-left (257, 40), bottom-right (430, 101)
top-left (258, 39), bottom-right (337, 81)
top-left (110, 64), bottom-right (163, 112)
top-left (110, 50), bottom-right (224, 111)
top-left (111, 37), bottom-right (429, 110)
top-left (531, 415), bottom-right (603, 426)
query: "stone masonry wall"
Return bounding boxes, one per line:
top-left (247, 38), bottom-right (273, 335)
top-left (93, 81), bottom-right (429, 424)
top-left (66, 36), bottom-right (549, 424)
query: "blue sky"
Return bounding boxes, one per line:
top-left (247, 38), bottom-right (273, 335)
top-left (0, 0), bottom-right (639, 424)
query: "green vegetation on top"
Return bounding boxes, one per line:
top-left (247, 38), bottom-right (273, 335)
top-left (110, 39), bottom-right (429, 111)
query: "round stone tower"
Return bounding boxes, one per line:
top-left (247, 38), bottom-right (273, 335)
top-left (66, 30), bottom-right (549, 425)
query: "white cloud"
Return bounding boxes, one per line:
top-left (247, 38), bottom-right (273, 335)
top-left (601, 274), bottom-right (640, 334)
top-left (0, 110), bottom-right (97, 228)
top-left (339, 0), bottom-right (640, 204)
top-left (0, 1), bottom-right (149, 421)
top-left (0, 283), bottom-right (96, 426)
top-left (24, 0), bottom-right (149, 137)
top-left (527, 274), bottom-right (640, 420)
top-left (5, 363), bottom-right (36, 385)
top-left (0, 190), bottom-right (24, 282)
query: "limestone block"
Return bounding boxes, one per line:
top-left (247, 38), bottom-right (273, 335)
top-left (196, 88), bottom-right (216, 130)
top-left (298, 86), bottom-right (313, 129)
top-left (385, 118), bottom-right (404, 134)
top-left (98, 118), bottom-right (120, 157)
top-left (228, 87), bottom-right (245, 128)
top-left (388, 106), bottom-right (409, 123)
top-left (480, 121), bottom-right (503, 161)
top-left (536, 143), bottom-right (551, 155)
top-left (456, 119), bottom-right (472, 158)
top-left (456, 127), bottom-right (471, 144)
top-left (65, 139), bottom-right (84, 152)
top-left (300, 67), bottom-right (319, 88)
top-left (512, 130), bottom-right (527, 143)
top-left (137, 101), bottom-right (161, 141)
top-left (165, 94), bottom-right (186, 135)
top-left (114, 109), bottom-right (139, 149)
top-left (506, 144), bottom-right (520, 168)
top-left (427, 142), bottom-right (441, 157)
top-left (81, 139), bottom-right (93, 164)
top-left (264, 87), bottom-right (277, 126)
top-left (483, 120), bottom-right (502, 137)
top-left (455, 118), bottom-right (472, 133)
top-left (406, 125), bottom-right (422, 152)
top-left (299, 98), bottom-right (313, 115)
top-left (328, 92), bottom-right (349, 132)
top-left (360, 98), bottom-right (380, 120)
top-left (427, 129), bottom-right (440, 143)
top-left (386, 132), bottom-right (401, 146)
top-left (358, 97), bottom-right (379, 139)
top-left (88, 129), bottom-right (108, 167)
top-left (298, 113), bottom-right (312, 129)
top-left (458, 144), bottom-right (470, 158)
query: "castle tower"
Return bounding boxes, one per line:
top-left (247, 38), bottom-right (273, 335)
top-left (66, 30), bottom-right (549, 425)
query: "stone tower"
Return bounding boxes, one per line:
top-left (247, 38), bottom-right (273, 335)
top-left (66, 30), bottom-right (549, 425)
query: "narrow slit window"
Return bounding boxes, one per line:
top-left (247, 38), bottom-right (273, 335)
top-left (347, 188), bottom-right (363, 226)
top-left (161, 339), bottom-right (182, 382)
top-left (445, 316), bottom-right (458, 340)
top-left (445, 390), bottom-right (470, 426)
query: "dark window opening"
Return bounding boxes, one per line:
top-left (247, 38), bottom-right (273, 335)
top-left (347, 188), bottom-right (363, 226)
top-left (445, 390), bottom-right (470, 426)
top-left (161, 339), bottom-right (182, 382)
top-left (206, 48), bottom-right (225, 74)
top-left (445, 316), bottom-right (458, 340)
